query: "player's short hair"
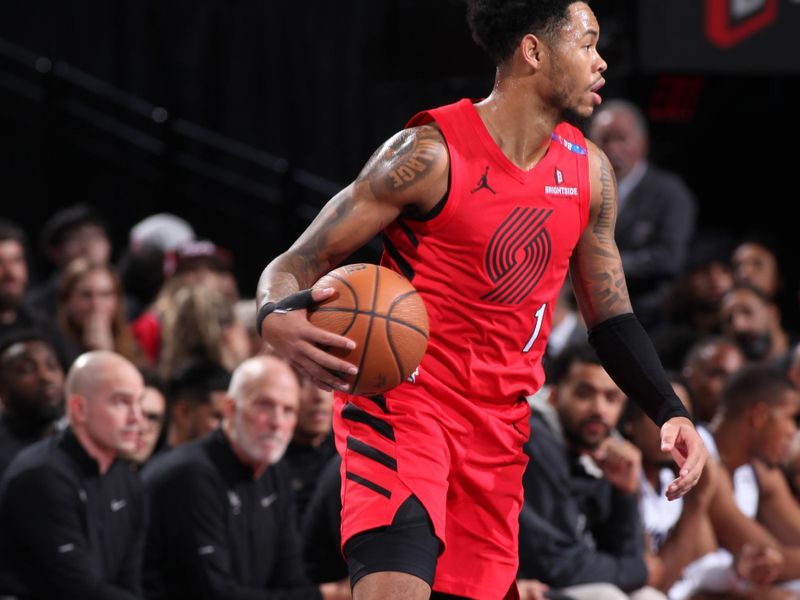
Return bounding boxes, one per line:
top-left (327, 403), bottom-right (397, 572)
top-left (466, 0), bottom-right (584, 65)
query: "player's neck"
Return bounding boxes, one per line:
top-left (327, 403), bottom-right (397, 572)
top-left (474, 87), bottom-right (558, 172)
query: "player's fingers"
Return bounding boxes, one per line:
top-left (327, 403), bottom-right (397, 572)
top-left (310, 286), bottom-right (336, 303)
top-left (304, 324), bottom-right (357, 351)
top-left (294, 355), bottom-right (352, 392)
top-left (302, 343), bottom-right (358, 378)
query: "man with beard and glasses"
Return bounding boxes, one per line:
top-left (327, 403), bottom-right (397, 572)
top-left (518, 342), bottom-right (667, 600)
top-left (141, 354), bottom-right (351, 600)
top-left (0, 330), bottom-right (65, 478)
top-left (719, 283), bottom-right (794, 363)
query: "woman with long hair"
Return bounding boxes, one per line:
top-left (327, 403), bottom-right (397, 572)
top-left (56, 258), bottom-right (145, 367)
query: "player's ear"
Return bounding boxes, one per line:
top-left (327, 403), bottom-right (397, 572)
top-left (520, 34), bottom-right (544, 70)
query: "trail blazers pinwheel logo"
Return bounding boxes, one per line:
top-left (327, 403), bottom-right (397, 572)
top-left (706, 0), bottom-right (777, 48)
top-left (481, 207), bottom-right (553, 304)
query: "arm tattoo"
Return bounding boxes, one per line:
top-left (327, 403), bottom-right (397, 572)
top-left (592, 265), bottom-right (629, 315)
top-left (369, 127), bottom-right (443, 196)
top-left (593, 155), bottom-right (616, 241)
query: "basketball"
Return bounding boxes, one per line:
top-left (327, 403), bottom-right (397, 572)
top-left (308, 263), bottom-right (429, 395)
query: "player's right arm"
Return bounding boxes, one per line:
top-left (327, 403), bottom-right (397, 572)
top-left (256, 125), bottom-right (449, 391)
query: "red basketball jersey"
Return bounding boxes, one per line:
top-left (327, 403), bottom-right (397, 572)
top-left (380, 98), bottom-right (591, 403)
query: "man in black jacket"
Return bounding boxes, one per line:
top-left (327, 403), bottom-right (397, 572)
top-left (142, 354), bottom-right (350, 600)
top-left (0, 350), bottom-right (147, 599)
top-left (518, 343), bottom-right (666, 600)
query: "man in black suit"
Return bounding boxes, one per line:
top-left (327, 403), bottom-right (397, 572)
top-left (589, 100), bottom-right (697, 332)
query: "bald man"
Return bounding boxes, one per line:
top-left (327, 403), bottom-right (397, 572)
top-left (589, 99), bottom-right (697, 331)
top-left (142, 355), bottom-right (350, 600)
top-left (0, 350), bottom-right (146, 599)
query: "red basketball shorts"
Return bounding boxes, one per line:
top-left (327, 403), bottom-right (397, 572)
top-left (333, 378), bottom-right (531, 600)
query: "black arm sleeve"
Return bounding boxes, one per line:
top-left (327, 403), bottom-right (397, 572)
top-left (588, 313), bottom-right (690, 426)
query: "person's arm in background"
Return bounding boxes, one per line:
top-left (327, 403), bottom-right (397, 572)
top-left (570, 140), bottom-right (707, 500)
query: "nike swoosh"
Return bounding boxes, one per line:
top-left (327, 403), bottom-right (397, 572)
top-left (198, 545), bottom-right (215, 555)
top-left (58, 543), bottom-right (75, 553)
top-left (110, 499), bottom-right (127, 512)
top-left (261, 493), bottom-right (278, 508)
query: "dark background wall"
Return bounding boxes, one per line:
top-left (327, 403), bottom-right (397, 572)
top-left (1, 0), bottom-right (798, 296)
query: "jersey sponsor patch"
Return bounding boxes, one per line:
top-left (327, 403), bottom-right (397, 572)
top-left (545, 166), bottom-right (578, 196)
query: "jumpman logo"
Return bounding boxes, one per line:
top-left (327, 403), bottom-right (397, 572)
top-left (471, 166), bottom-right (496, 194)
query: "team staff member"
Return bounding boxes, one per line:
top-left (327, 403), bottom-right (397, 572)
top-left (255, 1), bottom-right (707, 598)
top-left (0, 350), bottom-right (146, 599)
top-left (142, 355), bottom-right (350, 600)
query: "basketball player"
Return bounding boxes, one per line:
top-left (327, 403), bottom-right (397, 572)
top-left (256, 2), bottom-right (707, 599)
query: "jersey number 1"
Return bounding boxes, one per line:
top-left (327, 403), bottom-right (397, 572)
top-left (522, 303), bottom-right (546, 353)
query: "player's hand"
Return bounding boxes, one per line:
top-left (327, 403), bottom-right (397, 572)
top-left (516, 579), bottom-right (550, 600)
top-left (660, 416), bottom-right (708, 501)
top-left (592, 436), bottom-right (642, 495)
top-left (260, 287), bottom-right (358, 392)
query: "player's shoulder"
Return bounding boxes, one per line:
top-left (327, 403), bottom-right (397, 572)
top-left (583, 137), bottom-right (609, 173)
top-left (359, 123), bottom-right (450, 202)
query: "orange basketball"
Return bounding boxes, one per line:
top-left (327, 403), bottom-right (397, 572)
top-left (308, 263), bottom-right (429, 395)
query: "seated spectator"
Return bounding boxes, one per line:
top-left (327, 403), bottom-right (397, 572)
top-left (518, 342), bottom-right (666, 600)
top-left (284, 376), bottom-right (336, 526)
top-left (130, 239), bottom-right (237, 365)
top-left (719, 283), bottom-right (793, 362)
top-left (652, 230), bottom-right (736, 370)
top-left (28, 204), bottom-right (113, 316)
top-left (56, 258), bottom-right (145, 368)
top-left (120, 369), bottom-right (167, 470)
top-left (732, 232), bottom-right (799, 332)
top-left (0, 351), bottom-right (146, 598)
top-left (0, 220), bottom-right (71, 367)
top-left (163, 359), bottom-right (231, 450)
top-left (0, 330), bottom-right (65, 478)
top-left (119, 212), bottom-right (196, 321)
top-left (681, 335), bottom-right (745, 428)
top-left (702, 364), bottom-right (800, 595)
top-left (142, 355), bottom-right (350, 599)
top-left (158, 284), bottom-right (250, 381)
top-left (623, 374), bottom-right (728, 599)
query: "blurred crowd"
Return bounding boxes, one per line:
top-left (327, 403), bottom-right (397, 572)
top-left (1, 99), bottom-right (800, 599)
